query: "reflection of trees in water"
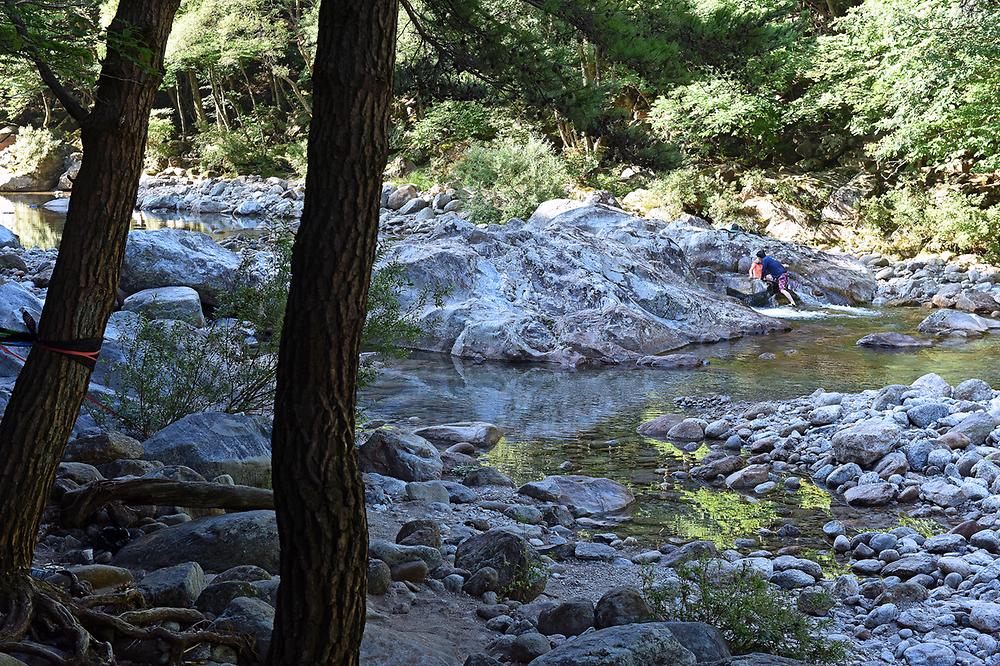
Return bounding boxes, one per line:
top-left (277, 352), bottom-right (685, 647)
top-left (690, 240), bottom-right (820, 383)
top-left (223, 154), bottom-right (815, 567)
top-left (0, 193), bottom-right (264, 249)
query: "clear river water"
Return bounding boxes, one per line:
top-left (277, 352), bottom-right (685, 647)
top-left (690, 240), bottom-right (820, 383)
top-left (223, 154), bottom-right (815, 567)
top-left (6, 191), bottom-right (999, 569)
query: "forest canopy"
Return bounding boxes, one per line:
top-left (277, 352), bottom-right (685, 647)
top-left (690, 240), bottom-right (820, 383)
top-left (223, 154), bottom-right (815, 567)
top-left (2, 0), bottom-right (999, 257)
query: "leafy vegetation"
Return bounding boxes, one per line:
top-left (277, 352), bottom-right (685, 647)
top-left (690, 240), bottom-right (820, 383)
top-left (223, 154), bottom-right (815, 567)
top-left (2, 0), bottom-right (998, 256)
top-left (95, 236), bottom-right (426, 437)
top-left (450, 135), bottom-right (568, 224)
top-left (641, 561), bottom-right (849, 663)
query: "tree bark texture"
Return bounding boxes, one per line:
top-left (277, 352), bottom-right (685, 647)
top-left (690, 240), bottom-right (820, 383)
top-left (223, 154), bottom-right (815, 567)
top-left (267, 0), bottom-right (398, 664)
top-left (0, 0), bottom-right (180, 578)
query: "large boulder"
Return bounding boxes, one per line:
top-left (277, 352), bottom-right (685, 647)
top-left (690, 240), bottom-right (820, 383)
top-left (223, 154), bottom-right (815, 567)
top-left (358, 427), bottom-right (443, 481)
top-left (660, 217), bottom-right (876, 305)
top-left (121, 230), bottom-right (240, 305)
top-left (454, 528), bottom-right (546, 602)
top-left (113, 510), bottom-right (279, 573)
top-left (918, 309), bottom-right (1000, 336)
top-left (383, 201), bottom-right (786, 365)
top-left (831, 419), bottom-right (902, 467)
top-left (122, 286), bottom-right (206, 326)
top-left (142, 412), bottom-right (272, 487)
top-left (529, 622), bottom-right (697, 666)
top-left (517, 475), bottom-right (634, 516)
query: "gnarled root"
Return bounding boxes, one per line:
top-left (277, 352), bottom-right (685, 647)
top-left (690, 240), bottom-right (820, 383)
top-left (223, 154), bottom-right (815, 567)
top-left (0, 572), bottom-right (259, 665)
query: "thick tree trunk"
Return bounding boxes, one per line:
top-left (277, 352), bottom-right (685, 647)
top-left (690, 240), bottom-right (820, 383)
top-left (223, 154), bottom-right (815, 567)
top-left (0, 0), bottom-right (180, 580)
top-left (266, 0), bottom-right (398, 664)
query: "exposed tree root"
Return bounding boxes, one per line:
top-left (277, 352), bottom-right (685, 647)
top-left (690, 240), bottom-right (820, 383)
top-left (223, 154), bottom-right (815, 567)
top-left (0, 573), bottom-right (258, 665)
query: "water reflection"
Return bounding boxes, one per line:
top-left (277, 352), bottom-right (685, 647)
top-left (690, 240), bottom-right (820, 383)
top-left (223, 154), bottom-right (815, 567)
top-left (0, 192), bottom-right (264, 248)
top-left (363, 307), bottom-right (1000, 549)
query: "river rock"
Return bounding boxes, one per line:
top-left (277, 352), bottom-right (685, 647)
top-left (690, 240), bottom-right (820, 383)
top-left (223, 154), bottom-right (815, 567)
top-left (902, 642), bottom-right (956, 666)
top-left (529, 622), bottom-right (696, 666)
top-left (954, 289), bottom-right (999, 313)
top-left (725, 464), bottom-right (769, 490)
top-left (948, 412), bottom-right (997, 446)
top-left (454, 528), bottom-right (546, 602)
top-left (122, 286), bottom-right (206, 326)
top-left (369, 540), bottom-right (443, 570)
top-left (857, 332), bottom-right (931, 348)
top-left (636, 354), bottom-right (707, 369)
top-left (113, 510), bottom-right (279, 573)
top-left (953, 378), bottom-right (993, 402)
top-left (594, 586), bottom-right (652, 628)
top-left (831, 419), bottom-right (902, 467)
top-left (882, 554), bottom-right (937, 578)
top-left (360, 624), bottom-right (459, 666)
top-left (537, 598), bottom-right (595, 636)
top-left (666, 418), bottom-right (705, 442)
top-left (121, 229), bottom-right (240, 305)
top-left (142, 412), bottom-right (272, 487)
top-left (414, 422), bottom-right (503, 448)
top-left (636, 413), bottom-right (684, 437)
top-left (358, 427), bottom-right (442, 481)
top-left (921, 479), bottom-right (967, 507)
top-left (64, 431), bottom-right (143, 465)
top-left (907, 403), bottom-right (951, 428)
top-left (917, 309), bottom-right (1000, 336)
top-left (209, 596), bottom-right (274, 656)
top-left (517, 475), bottom-right (633, 516)
top-left (808, 405), bottom-right (842, 425)
top-left (845, 482), bottom-right (896, 506)
top-left (138, 562), bottom-right (206, 608)
top-left (510, 633), bottom-right (551, 662)
top-left (385, 200), bottom-right (787, 365)
top-left (0, 281), bottom-right (42, 333)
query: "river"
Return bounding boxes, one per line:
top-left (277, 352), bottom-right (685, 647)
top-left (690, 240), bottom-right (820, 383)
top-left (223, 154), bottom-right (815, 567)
top-left (5, 191), bottom-right (999, 567)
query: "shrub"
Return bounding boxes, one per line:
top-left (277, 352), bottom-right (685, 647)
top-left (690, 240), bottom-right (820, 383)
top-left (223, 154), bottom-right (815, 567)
top-left (95, 235), bottom-right (429, 437)
top-left (450, 135), bottom-right (568, 224)
top-left (860, 186), bottom-right (1000, 261)
top-left (145, 109), bottom-right (176, 171)
top-left (642, 168), bottom-right (756, 229)
top-left (640, 561), bottom-right (848, 664)
top-left (0, 126), bottom-right (62, 176)
top-left (404, 100), bottom-right (513, 162)
top-left (193, 114), bottom-right (301, 177)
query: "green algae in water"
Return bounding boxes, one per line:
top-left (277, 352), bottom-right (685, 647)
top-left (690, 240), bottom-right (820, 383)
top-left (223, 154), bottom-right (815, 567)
top-left (652, 488), bottom-right (779, 548)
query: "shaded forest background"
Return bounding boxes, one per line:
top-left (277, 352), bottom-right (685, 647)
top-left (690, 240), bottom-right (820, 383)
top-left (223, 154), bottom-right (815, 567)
top-left (2, 0), bottom-right (998, 258)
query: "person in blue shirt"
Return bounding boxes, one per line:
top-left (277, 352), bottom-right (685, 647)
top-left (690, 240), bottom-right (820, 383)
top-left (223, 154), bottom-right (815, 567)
top-left (751, 249), bottom-right (797, 306)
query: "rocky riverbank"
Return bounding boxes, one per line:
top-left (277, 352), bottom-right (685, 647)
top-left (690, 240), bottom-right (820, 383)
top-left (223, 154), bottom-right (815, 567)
top-left (27, 369), bottom-right (1000, 666)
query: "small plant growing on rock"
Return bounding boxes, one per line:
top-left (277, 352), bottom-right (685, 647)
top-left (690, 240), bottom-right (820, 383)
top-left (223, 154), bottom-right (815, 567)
top-left (639, 561), bottom-right (849, 664)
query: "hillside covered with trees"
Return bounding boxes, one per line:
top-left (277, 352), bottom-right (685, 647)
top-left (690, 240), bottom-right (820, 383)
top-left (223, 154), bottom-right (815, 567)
top-left (2, 0), bottom-right (998, 258)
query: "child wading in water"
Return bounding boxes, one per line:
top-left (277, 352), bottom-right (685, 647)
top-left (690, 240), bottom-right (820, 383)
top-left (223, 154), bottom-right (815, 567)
top-left (750, 249), bottom-right (797, 306)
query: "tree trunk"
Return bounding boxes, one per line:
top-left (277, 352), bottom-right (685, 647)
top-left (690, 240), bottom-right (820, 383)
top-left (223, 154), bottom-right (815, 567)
top-left (174, 79), bottom-right (187, 137)
top-left (266, 0), bottom-right (398, 663)
top-left (187, 70), bottom-right (208, 126)
top-left (0, 0), bottom-right (180, 581)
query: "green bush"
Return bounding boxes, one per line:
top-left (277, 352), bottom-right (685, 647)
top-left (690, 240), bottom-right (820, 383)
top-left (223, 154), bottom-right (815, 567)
top-left (95, 235), bottom-right (428, 437)
top-left (0, 126), bottom-right (62, 176)
top-left (450, 135), bottom-right (568, 224)
top-left (193, 114), bottom-right (300, 177)
top-left (640, 561), bottom-right (848, 664)
top-left (642, 168), bottom-right (756, 229)
top-left (404, 100), bottom-right (514, 162)
top-left (145, 109), bottom-right (176, 172)
top-left (860, 186), bottom-right (1000, 260)
top-left (648, 77), bottom-right (784, 161)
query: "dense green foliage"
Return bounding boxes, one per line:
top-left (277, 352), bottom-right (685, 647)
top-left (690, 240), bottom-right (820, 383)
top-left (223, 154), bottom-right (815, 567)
top-left (2, 0), bottom-right (997, 254)
top-left (641, 561), bottom-right (849, 663)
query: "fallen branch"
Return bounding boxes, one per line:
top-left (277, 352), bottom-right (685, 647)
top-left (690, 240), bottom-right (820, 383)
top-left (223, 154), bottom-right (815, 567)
top-left (60, 478), bottom-right (274, 527)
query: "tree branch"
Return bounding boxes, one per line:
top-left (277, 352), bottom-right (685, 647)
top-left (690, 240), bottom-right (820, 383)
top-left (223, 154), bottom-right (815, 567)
top-left (2, 0), bottom-right (89, 122)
